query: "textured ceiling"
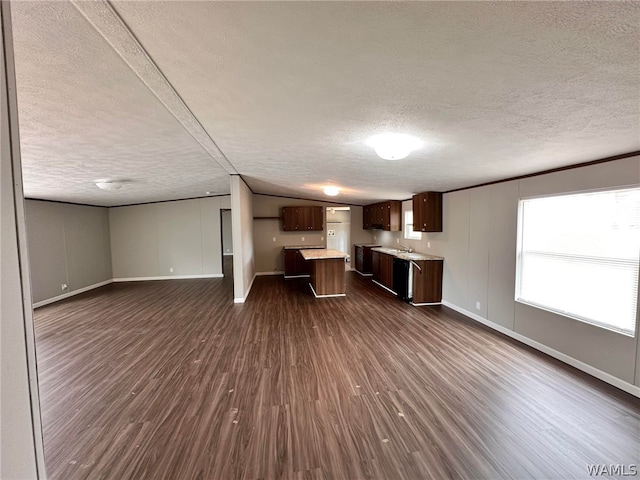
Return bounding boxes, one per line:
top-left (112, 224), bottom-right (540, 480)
top-left (11, 1), bottom-right (640, 206)
top-left (11, 1), bottom-right (231, 206)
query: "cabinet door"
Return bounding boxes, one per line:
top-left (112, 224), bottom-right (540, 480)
top-left (284, 250), bottom-right (297, 276)
top-left (355, 246), bottom-right (364, 273)
top-left (371, 250), bottom-right (381, 282)
top-left (412, 259), bottom-right (443, 303)
top-left (388, 201), bottom-right (402, 231)
top-left (282, 207), bottom-right (299, 231)
top-left (363, 206), bottom-right (371, 230)
top-left (363, 246), bottom-right (373, 274)
top-left (413, 194), bottom-right (425, 231)
top-left (413, 192), bottom-right (442, 232)
top-left (381, 202), bottom-right (390, 230)
top-left (381, 253), bottom-right (394, 288)
top-left (311, 206), bottom-right (324, 230)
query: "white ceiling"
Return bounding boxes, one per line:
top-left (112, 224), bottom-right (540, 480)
top-left (11, 1), bottom-right (640, 207)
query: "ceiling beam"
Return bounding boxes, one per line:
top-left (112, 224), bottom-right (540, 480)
top-left (71, 0), bottom-right (238, 175)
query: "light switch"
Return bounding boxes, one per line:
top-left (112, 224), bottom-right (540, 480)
top-left (301, 236), bottom-right (305, 241)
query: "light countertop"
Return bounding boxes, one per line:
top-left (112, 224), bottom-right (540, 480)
top-left (283, 245), bottom-right (324, 250)
top-left (299, 249), bottom-right (349, 260)
top-left (354, 243), bottom-right (382, 248)
top-left (371, 247), bottom-right (444, 261)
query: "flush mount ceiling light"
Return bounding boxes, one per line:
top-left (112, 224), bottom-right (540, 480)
top-left (94, 179), bottom-right (123, 191)
top-left (323, 186), bottom-right (340, 196)
top-left (366, 133), bottom-right (424, 160)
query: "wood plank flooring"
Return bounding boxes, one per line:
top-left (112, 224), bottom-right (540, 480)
top-left (33, 261), bottom-right (640, 479)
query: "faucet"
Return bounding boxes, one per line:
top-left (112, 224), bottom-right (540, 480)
top-left (398, 244), bottom-right (413, 253)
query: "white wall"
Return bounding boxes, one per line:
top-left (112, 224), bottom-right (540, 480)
top-left (1, 2), bottom-right (44, 476)
top-left (231, 176), bottom-right (254, 302)
top-left (221, 209), bottom-right (233, 255)
top-left (374, 156), bottom-right (640, 391)
top-left (110, 196), bottom-right (230, 280)
top-left (25, 200), bottom-right (112, 305)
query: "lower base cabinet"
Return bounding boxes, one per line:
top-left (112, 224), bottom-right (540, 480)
top-left (284, 246), bottom-right (324, 277)
top-left (355, 245), bottom-right (379, 275)
top-left (412, 259), bottom-right (443, 304)
top-left (371, 251), bottom-right (394, 290)
top-left (284, 249), bottom-right (309, 277)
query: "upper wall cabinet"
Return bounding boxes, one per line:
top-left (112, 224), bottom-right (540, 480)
top-left (412, 192), bottom-right (442, 232)
top-left (282, 206), bottom-right (324, 231)
top-left (363, 201), bottom-right (401, 231)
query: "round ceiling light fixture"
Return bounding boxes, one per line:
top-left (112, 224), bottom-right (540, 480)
top-left (366, 133), bottom-right (424, 160)
top-left (94, 179), bottom-right (123, 191)
top-left (323, 186), bottom-right (340, 196)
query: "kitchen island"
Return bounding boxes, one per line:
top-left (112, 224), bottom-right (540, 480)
top-left (299, 248), bottom-right (349, 297)
top-left (283, 245), bottom-right (324, 278)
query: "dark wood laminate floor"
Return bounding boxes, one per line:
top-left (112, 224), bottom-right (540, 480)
top-left (34, 260), bottom-right (640, 480)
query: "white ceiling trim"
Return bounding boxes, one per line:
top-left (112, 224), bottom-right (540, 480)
top-left (71, 0), bottom-right (237, 175)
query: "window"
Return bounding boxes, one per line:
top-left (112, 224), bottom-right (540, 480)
top-left (404, 210), bottom-right (422, 240)
top-left (516, 187), bottom-right (640, 336)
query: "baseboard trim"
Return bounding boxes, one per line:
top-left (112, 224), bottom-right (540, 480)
top-left (33, 279), bottom-right (113, 308)
top-left (372, 280), bottom-right (397, 296)
top-left (354, 270), bottom-right (373, 277)
top-left (309, 283), bottom-right (346, 298)
top-left (234, 273), bottom-right (257, 303)
top-left (223, 253), bottom-right (233, 256)
top-left (113, 273), bottom-right (223, 282)
top-left (442, 300), bottom-right (640, 399)
top-left (255, 271), bottom-right (284, 276)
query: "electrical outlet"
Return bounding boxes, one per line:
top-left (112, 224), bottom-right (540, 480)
top-left (169, 267), bottom-right (174, 273)
top-left (272, 237), bottom-right (276, 242)
top-left (427, 241), bottom-right (431, 248)
top-left (321, 236), bottom-right (324, 241)
top-left (475, 301), bottom-right (481, 310)
top-left (301, 236), bottom-right (305, 241)
top-left (396, 238), bottom-right (400, 244)
top-left (61, 283), bottom-right (67, 291)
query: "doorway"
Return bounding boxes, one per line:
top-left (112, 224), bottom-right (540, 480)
top-left (326, 206), bottom-right (351, 270)
top-left (220, 209), bottom-right (233, 277)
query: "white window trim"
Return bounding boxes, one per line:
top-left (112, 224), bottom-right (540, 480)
top-left (404, 210), bottom-right (422, 240)
top-left (514, 186), bottom-right (640, 338)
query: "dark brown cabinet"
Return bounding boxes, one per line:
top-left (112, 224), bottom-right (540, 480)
top-left (284, 246), bottom-right (324, 277)
top-left (363, 205), bottom-right (372, 230)
top-left (412, 259), bottom-right (443, 304)
top-left (371, 250), bottom-right (394, 289)
top-left (362, 201), bottom-right (401, 231)
top-left (380, 253), bottom-right (394, 289)
top-left (282, 206), bottom-right (324, 231)
top-left (354, 244), bottom-right (380, 275)
top-left (284, 249), bottom-right (308, 277)
top-left (371, 250), bottom-right (381, 283)
top-left (412, 192), bottom-right (442, 232)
